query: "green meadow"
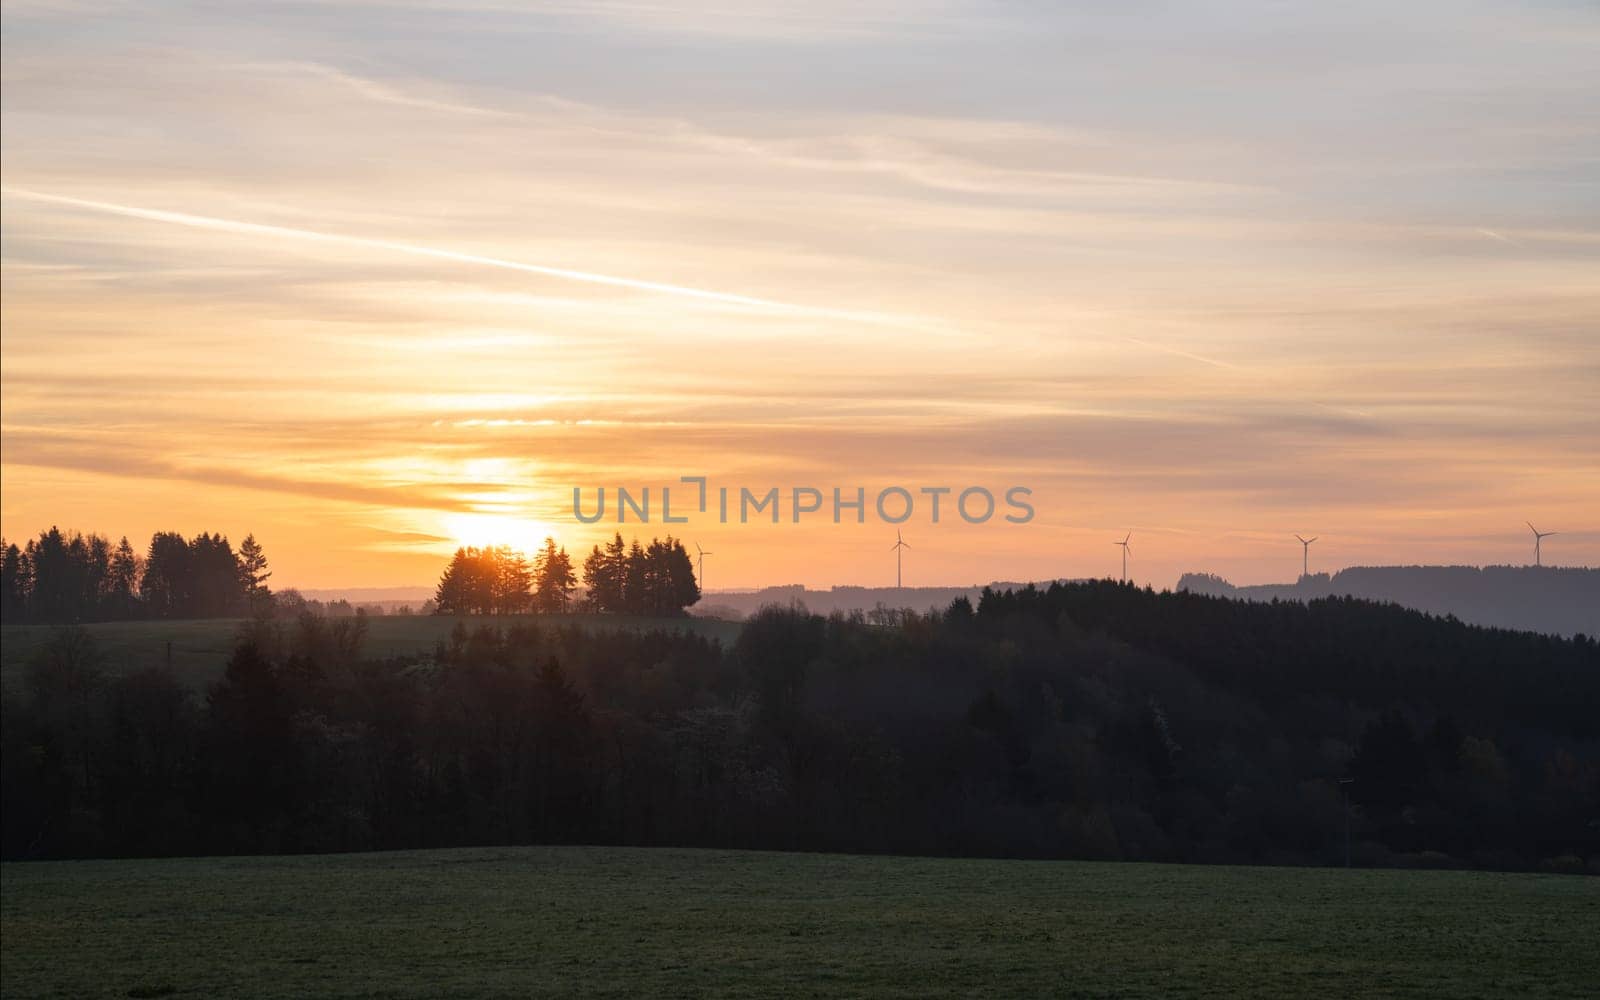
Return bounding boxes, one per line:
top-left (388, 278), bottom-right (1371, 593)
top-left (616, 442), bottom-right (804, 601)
top-left (2, 846), bottom-right (1595, 999)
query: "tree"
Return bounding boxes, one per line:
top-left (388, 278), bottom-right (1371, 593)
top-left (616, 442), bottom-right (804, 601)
top-left (188, 533), bottom-right (245, 617)
top-left (107, 537), bottom-right (141, 618)
top-left (1, 541), bottom-right (27, 622)
top-left (25, 528), bottom-right (73, 622)
top-left (435, 546), bottom-right (524, 615)
top-left (623, 540), bottom-right (648, 614)
top-left (238, 534), bottom-right (273, 614)
top-left (495, 546), bottom-right (533, 614)
top-left (534, 538), bottom-right (576, 613)
top-left (578, 534), bottom-right (698, 616)
top-left (581, 533), bottom-right (627, 612)
top-left (435, 548), bottom-right (474, 615)
top-left (141, 532), bottom-right (192, 619)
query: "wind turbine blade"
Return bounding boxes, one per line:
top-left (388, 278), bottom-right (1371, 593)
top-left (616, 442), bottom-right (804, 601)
top-left (1308, 537), bottom-right (1317, 544)
top-left (1527, 522), bottom-right (1538, 535)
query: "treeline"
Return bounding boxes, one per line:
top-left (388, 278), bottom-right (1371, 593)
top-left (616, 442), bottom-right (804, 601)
top-left (432, 534), bottom-right (699, 616)
top-left (434, 540), bottom-right (577, 615)
top-left (1, 527), bottom-right (271, 624)
top-left (4, 582), bottom-right (1596, 871)
top-left (579, 534), bottom-right (698, 616)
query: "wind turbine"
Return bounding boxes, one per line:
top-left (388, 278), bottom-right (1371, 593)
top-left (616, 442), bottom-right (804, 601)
top-left (1295, 535), bottom-right (1317, 578)
top-left (1527, 522), bottom-right (1556, 567)
top-left (891, 530), bottom-right (910, 589)
top-left (695, 541), bottom-right (713, 590)
top-left (1114, 532), bottom-right (1131, 583)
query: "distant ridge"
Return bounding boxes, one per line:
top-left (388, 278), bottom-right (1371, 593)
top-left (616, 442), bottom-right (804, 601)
top-left (694, 581), bottom-right (1079, 620)
top-left (297, 586), bottom-right (434, 607)
top-left (1176, 565), bottom-right (1599, 637)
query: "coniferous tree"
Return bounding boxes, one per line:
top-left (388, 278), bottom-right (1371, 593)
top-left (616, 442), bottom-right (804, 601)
top-left (107, 536), bottom-right (141, 618)
top-left (534, 537), bottom-right (576, 613)
top-left (238, 534), bottom-right (272, 614)
top-left (141, 532), bottom-right (192, 619)
top-left (495, 546), bottom-right (533, 614)
top-left (0, 541), bottom-right (26, 621)
top-left (582, 533), bottom-right (627, 612)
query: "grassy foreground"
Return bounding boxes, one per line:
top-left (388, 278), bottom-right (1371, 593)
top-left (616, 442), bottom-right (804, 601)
top-left (2, 847), bottom-right (1595, 999)
top-left (0, 613), bottom-right (742, 693)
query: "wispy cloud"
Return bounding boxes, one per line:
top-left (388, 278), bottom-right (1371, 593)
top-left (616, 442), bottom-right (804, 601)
top-left (1, 186), bottom-right (924, 329)
top-left (3, 0), bottom-right (1597, 585)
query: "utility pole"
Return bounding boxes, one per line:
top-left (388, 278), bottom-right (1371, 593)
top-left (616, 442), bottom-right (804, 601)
top-left (1338, 778), bottom-right (1354, 868)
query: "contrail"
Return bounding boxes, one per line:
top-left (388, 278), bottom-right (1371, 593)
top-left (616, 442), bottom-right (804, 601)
top-left (1118, 336), bottom-right (1239, 371)
top-left (0, 186), bottom-right (897, 323)
top-left (1476, 228), bottom-right (1524, 248)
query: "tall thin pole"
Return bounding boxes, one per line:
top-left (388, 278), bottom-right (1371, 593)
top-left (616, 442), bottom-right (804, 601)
top-left (1339, 778), bottom-right (1353, 868)
top-left (897, 544), bottom-right (902, 588)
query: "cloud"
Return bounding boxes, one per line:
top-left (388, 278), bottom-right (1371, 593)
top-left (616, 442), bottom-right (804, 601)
top-left (239, 61), bottom-right (516, 119)
top-left (0, 187), bottom-right (908, 323)
top-left (3, 0), bottom-right (1598, 582)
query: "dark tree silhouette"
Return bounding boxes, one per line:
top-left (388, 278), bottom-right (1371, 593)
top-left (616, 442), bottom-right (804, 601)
top-left (579, 533), bottom-right (699, 616)
top-left (4, 581), bottom-right (1597, 870)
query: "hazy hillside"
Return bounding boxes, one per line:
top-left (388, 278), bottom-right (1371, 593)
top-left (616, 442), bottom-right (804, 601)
top-left (693, 581), bottom-right (1074, 620)
top-left (1177, 565), bottom-right (1598, 637)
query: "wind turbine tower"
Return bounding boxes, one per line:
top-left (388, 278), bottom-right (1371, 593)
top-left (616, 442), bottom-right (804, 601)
top-left (695, 541), bottom-right (713, 591)
top-left (1295, 534), bottom-right (1317, 578)
top-left (891, 530), bottom-right (910, 589)
top-left (1527, 522), bottom-right (1556, 567)
top-left (1114, 532), bottom-right (1132, 583)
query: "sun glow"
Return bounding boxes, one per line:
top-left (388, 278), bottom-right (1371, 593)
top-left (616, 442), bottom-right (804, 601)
top-left (442, 512), bottom-right (555, 555)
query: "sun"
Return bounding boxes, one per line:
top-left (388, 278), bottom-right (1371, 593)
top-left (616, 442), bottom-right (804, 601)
top-left (443, 512), bottom-right (555, 555)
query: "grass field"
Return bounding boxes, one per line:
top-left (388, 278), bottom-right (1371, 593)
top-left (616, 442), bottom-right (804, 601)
top-left (0, 614), bottom-right (743, 694)
top-left (2, 847), bottom-right (1595, 999)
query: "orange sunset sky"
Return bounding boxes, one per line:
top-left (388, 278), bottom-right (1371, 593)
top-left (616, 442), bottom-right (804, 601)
top-left (2, 1), bottom-right (1597, 591)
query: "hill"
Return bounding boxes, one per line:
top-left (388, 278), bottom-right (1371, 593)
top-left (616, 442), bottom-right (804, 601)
top-left (3, 846), bottom-right (1594, 999)
top-left (1177, 564), bottom-right (1599, 636)
top-left (0, 613), bottom-right (742, 694)
top-left (694, 580), bottom-right (1073, 620)
top-left (6, 581), bottom-right (1596, 870)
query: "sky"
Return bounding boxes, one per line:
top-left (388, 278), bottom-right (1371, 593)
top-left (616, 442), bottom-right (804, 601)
top-left (2, 0), bottom-right (1597, 591)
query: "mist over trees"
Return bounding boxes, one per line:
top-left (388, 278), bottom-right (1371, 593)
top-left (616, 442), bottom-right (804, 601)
top-left (4, 581), bottom-right (1595, 871)
top-left (1178, 565), bottom-right (1599, 637)
top-left (1, 528), bottom-right (272, 624)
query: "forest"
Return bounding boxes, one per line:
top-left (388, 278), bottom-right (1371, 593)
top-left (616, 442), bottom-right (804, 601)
top-left (4, 581), bottom-right (1596, 871)
top-left (1, 528), bottom-right (273, 623)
